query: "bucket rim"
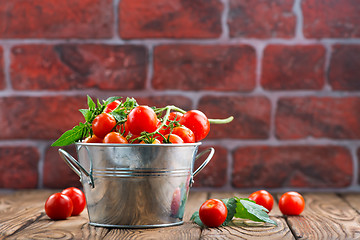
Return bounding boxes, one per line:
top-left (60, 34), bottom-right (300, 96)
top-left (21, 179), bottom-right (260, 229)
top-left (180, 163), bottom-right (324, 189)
top-left (75, 141), bottom-right (202, 147)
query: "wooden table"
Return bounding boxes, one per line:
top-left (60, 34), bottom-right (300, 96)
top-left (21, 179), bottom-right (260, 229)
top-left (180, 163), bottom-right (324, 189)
top-left (1, 190), bottom-right (360, 239)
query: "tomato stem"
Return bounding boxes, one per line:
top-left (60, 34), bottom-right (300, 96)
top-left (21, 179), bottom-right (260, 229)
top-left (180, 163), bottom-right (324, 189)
top-left (208, 116), bottom-right (234, 124)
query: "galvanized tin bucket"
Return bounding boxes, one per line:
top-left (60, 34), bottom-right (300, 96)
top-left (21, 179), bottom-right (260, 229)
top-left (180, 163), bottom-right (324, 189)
top-left (58, 142), bottom-right (214, 228)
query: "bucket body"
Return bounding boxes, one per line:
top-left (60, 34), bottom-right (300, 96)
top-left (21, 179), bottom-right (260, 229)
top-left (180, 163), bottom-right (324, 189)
top-left (59, 142), bottom-right (214, 228)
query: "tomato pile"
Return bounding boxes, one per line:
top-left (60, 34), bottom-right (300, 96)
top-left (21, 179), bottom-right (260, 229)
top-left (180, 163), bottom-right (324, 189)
top-left (45, 187), bottom-right (86, 220)
top-left (52, 96), bottom-right (233, 146)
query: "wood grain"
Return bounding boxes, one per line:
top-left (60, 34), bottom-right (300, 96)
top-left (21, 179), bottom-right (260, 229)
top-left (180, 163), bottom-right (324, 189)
top-left (197, 192), bottom-right (294, 240)
top-left (284, 193), bottom-right (360, 239)
top-left (342, 193), bottom-right (360, 213)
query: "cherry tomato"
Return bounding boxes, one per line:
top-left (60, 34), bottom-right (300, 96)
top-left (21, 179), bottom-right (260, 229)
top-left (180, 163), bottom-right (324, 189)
top-left (140, 138), bottom-right (161, 144)
top-left (104, 100), bottom-right (121, 113)
top-left (168, 112), bottom-right (183, 122)
top-left (248, 190), bottom-right (274, 212)
top-left (199, 199), bottom-right (227, 228)
top-left (279, 191), bottom-right (305, 216)
top-left (172, 126), bottom-right (195, 143)
top-left (163, 134), bottom-right (184, 144)
top-left (61, 187), bottom-right (86, 216)
top-left (116, 122), bottom-right (130, 136)
top-left (179, 110), bottom-right (210, 142)
top-left (103, 132), bottom-right (128, 144)
top-left (92, 113), bottom-right (117, 139)
top-left (127, 106), bottom-right (158, 135)
top-left (45, 193), bottom-right (73, 220)
top-left (84, 135), bottom-right (103, 143)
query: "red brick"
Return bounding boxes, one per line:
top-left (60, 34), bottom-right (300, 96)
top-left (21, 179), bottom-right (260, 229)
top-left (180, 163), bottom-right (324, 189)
top-left (302, 0), bottom-right (360, 38)
top-left (261, 45), bottom-right (326, 90)
top-left (119, 0), bottom-right (223, 39)
top-left (0, 146), bottom-right (39, 189)
top-left (329, 45), bottom-right (360, 90)
top-left (0, 96), bottom-right (86, 140)
top-left (11, 45), bottom-right (147, 90)
top-left (43, 145), bottom-right (82, 189)
top-left (192, 146), bottom-right (227, 188)
top-left (276, 97), bottom-right (360, 139)
top-left (198, 96), bottom-right (271, 139)
top-left (232, 146), bottom-right (352, 188)
top-left (228, 0), bottom-right (296, 38)
top-left (153, 45), bottom-right (256, 91)
top-left (0, 47), bottom-right (4, 89)
top-left (135, 96), bottom-right (192, 110)
top-left (0, 0), bottom-right (113, 39)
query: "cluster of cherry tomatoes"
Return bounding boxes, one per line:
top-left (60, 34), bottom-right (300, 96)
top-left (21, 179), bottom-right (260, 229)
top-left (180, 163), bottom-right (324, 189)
top-left (84, 99), bottom-right (211, 144)
top-left (199, 190), bottom-right (305, 228)
top-left (45, 187), bottom-right (86, 220)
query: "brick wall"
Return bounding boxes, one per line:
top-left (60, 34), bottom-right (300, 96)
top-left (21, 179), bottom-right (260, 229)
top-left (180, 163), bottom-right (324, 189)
top-left (0, 0), bottom-right (359, 192)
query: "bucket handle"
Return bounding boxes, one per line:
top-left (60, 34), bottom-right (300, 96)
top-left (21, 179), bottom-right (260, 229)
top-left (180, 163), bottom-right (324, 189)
top-left (190, 147), bottom-right (215, 186)
top-left (58, 148), bottom-right (94, 187)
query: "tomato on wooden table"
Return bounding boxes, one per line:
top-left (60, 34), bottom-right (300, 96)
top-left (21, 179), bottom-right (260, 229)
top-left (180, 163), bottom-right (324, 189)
top-left (92, 113), bottom-right (117, 139)
top-left (199, 199), bottom-right (227, 228)
top-left (45, 193), bottom-right (73, 220)
top-left (127, 106), bottom-right (158, 135)
top-left (279, 191), bottom-right (305, 215)
top-left (61, 187), bottom-right (86, 216)
top-left (248, 190), bottom-right (274, 212)
top-left (179, 110), bottom-right (210, 142)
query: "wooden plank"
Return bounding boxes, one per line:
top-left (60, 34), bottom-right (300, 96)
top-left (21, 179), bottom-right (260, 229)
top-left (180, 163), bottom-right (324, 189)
top-left (0, 190), bottom-right (109, 239)
top-left (342, 193), bottom-right (360, 213)
top-left (102, 191), bottom-right (207, 240)
top-left (198, 192), bottom-right (294, 240)
top-left (285, 193), bottom-right (360, 239)
top-left (0, 190), bottom-right (53, 237)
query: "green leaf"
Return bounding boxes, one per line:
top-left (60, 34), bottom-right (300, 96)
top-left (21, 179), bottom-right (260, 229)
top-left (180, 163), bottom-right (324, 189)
top-left (51, 124), bottom-right (87, 147)
top-left (221, 198), bottom-right (237, 226)
top-left (104, 96), bottom-right (122, 106)
top-left (190, 211), bottom-right (204, 227)
top-left (234, 198), bottom-right (277, 226)
top-left (110, 110), bottom-right (127, 122)
top-left (79, 109), bottom-right (91, 122)
top-left (87, 95), bottom-right (96, 109)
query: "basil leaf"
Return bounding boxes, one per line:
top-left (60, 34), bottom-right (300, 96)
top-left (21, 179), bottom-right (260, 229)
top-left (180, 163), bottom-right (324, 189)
top-left (190, 211), bottom-right (204, 227)
top-left (221, 197), bottom-right (237, 226)
top-left (51, 124), bottom-right (87, 146)
top-left (87, 95), bottom-right (96, 109)
top-left (79, 109), bottom-right (91, 122)
top-left (104, 96), bottom-right (122, 106)
top-left (234, 198), bottom-right (277, 226)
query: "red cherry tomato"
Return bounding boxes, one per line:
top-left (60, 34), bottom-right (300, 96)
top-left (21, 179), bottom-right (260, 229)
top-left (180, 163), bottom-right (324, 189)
top-left (84, 135), bottom-right (103, 143)
top-left (248, 190), bottom-right (274, 212)
top-left (140, 138), bottom-right (161, 144)
top-left (45, 193), bottom-right (73, 220)
top-left (179, 110), bottom-right (210, 142)
top-left (92, 113), bottom-right (117, 139)
top-left (199, 199), bottom-right (227, 228)
top-left (127, 106), bottom-right (158, 135)
top-left (104, 100), bottom-right (121, 113)
top-left (116, 122), bottom-right (130, 136)
top-left (61, 187), bottom-right (86, 216)
top-left (172, 126), bottom-right (195, 143)
top-left (163, 134), bottom-right (184, 144)
top-left (168, 112), bottom-right (183, 122)
top-left (103, 132), bottom-right (128, 144)
top-left (279, 192), bottom-right (305, 216)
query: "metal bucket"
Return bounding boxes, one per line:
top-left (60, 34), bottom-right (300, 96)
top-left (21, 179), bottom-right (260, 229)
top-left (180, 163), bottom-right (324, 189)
top-left (58, 142), bottom-right (214, 228)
